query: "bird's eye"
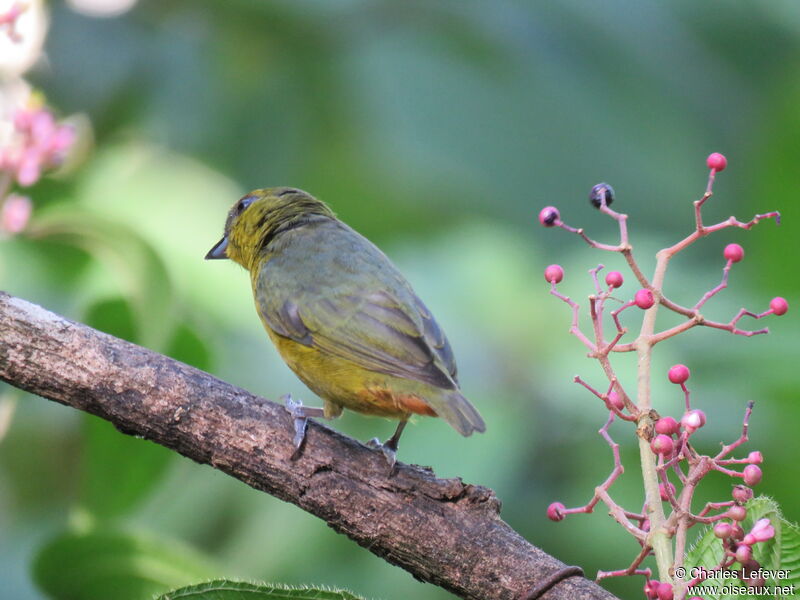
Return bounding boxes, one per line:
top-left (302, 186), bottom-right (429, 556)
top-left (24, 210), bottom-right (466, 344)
top-left (236, 196), bottom-right (255, 214)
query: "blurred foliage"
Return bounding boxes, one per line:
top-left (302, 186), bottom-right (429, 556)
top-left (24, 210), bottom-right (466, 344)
top-left (1, 1), bottom-right (798, 599)
top-left (32, 528), bottom-right (218, 600)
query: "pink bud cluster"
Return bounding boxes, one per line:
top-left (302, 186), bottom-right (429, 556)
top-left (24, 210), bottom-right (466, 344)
top-left (2, 106), bottom-right (75, 188)
top-left (0, 1), bottom-right (26, 43)
top-left (537, 153), bottom-right (787, 598)
top-left (0, 103), bottom-right (76, 235)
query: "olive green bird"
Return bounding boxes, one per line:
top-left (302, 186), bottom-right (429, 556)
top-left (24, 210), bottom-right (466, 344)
top-left (206, 188), bottom-right (485, 465)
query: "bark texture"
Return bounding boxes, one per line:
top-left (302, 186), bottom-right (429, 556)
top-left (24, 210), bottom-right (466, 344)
top-left (0, 291), bottom-right (619, 600)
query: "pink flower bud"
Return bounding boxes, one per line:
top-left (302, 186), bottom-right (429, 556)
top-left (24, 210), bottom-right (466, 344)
top-left (1, 194), bottom-right (32, 234)
top-left (16, 154), bottom-right (41, 187)
top-left (544, 264), bottom-right (564, 284)
top-left (605, 271), bottom-right (623, 288)
top-left (714, 522), bottom-right (732, 539)
top-left (748, 451), bottom-right (763, 464)
top-left (731, 523), bottom-right (745, 540)
top-left (49, 125), bottom-right (76, 156)
top-left (732, 485), bottom-right (753, 504)
top-left (770, 297), bottom-right (788, 316)
top-left (538, 206), bottom-right (560, 227)
top-left (668, 364), bottom-right (690, 384)
top-left (727, 505), bottom-right (747, 521)
top-left (655, 416), bottom-right (680, 436)
top-left (31, 110), bottom-right (56, 145)
top-left (657, 582), bottom-right (674, 600)
top-left (735, 544), bottom-right (752, 563)
top-left (635, 288), bottom-right (655, 309)
top-left (681, 409), bottom-right (706, 432)
top-left (723, 243), bottom-right (744, 263)
top-left (547, 502), bottom-right (565, 522)
top-left (650, 434), bottom-right (674, 456)
top-left (13, 108), bottom-right (33, 131)
top-left (743, 465), bottom-right (762, 486)
top-left (707, 152), bottom-right (727, 172)
top-left (747, 518), bottom-right (775, 543)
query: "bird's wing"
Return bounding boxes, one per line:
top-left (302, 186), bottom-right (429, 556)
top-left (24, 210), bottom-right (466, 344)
top-left (259, 284), bottom-right (458, 390)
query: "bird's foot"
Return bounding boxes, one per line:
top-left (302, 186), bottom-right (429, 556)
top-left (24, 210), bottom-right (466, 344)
top-left (367, 420), bottom-right (407, 474)
top-left (282, 394), bottom-right (325, 460)
top-left (367, 436), bottom-right (399, 472)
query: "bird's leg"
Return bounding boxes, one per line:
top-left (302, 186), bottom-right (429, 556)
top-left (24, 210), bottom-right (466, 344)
top-left (368, 419), bottom-right (408, 470)
top-left (282, 394), bottom-right (326, 459)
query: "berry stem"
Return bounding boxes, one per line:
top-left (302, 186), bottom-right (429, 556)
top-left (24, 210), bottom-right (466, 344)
top-left (596, 545), bottom-right (652, 582)
top-left (695, 259), bottom-right (733, 311)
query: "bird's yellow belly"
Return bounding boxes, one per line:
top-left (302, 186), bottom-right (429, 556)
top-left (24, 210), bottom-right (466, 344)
top-left (267, 329), bottom-right (436, 419)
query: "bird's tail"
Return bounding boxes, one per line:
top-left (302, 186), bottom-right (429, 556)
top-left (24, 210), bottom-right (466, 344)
top-left (428, 390), bottom-right (486, 436)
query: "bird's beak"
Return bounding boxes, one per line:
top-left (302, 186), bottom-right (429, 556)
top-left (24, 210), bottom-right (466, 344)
top-left (205, 236), bottom-right (229, 260)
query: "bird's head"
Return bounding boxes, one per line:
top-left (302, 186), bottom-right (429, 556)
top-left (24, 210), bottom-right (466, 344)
top-left (205, 187), bottom-right (335, 268)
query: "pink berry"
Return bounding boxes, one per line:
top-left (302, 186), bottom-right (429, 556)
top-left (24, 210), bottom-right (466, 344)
top-left (681, 409), bottom-right (706, 432)
top-left (770, 297), bottom-right (788, 316)
top-left (707, 152), bottom-right (727, 172)
top-left (644, 580), bottom-right (660, 600)
top-left (605, 271), bottom-right (624, 288)
top-left (659, 482), bottom-right (675, 501)
top-left (657, 582), bottom-right (674, 600)
top-left (735, 544), bottom-right (753, 564)
top-left (544, 264), bottom-right (564, 284)
top-left (743, 465), bottom-right (762, 486)
top-left (732, 485), bottom-right (753, 504)
top-left (547, 502), bottom-right (565, 522)
top-left (606, 391), bottom-right (624, 410)
top-left (714, 522), bottom-right (733, 539)
top-left (748, 451), bottom-right (763, 464)
top-left (538, 206), bottom-right (560, 227)
top-left (635, 288), bottom-right (655, 309)
top-left (667, 364), bottom-right (690, 385)
top-left (728, 505), bottom-right (747, 521)
top-left (655, 416), bottom-right (680, 436)
top-left (650, 434), bottom-right (674, 456)
top-left (723, 243), bottom-right (744, 263)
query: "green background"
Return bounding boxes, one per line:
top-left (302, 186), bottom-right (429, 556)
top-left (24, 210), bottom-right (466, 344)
top-left (1, 1), bottom-right (798, 599)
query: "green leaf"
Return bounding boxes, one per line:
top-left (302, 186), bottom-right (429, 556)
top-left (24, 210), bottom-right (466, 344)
top-left (32, 528), bottom-right (218, 600)
top-left (167, 322), bottom-right (212, 372)
top-left (80, 414), bottom-right (173, 520)
top-left (157, 580), bottom-right (370, 600)
top-left (684, 496), bottom-right (799, 599)
top-left (84, 296), bottom-right (139, 342)
top-left (28, 206), bottom-right (176, 352)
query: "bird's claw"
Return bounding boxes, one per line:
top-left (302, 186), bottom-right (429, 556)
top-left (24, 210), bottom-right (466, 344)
top-left (282, 394), bottom-right (308, 459)
top-left (367, 437), bottom-right (398, 472)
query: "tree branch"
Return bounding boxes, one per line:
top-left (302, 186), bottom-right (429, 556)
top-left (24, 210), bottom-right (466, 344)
top-left (0, 291), bottom-right (618, 600)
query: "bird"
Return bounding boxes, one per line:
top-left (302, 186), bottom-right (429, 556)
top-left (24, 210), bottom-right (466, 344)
top-left (206, 187), bottom-right (485, 466)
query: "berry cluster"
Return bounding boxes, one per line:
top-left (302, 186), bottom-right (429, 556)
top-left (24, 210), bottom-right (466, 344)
top-left (538, 154), bottom-right (786, 599)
